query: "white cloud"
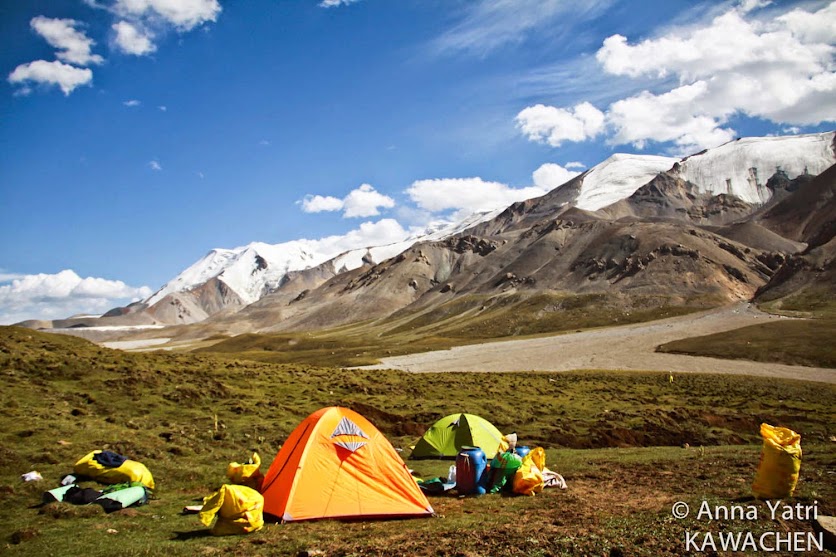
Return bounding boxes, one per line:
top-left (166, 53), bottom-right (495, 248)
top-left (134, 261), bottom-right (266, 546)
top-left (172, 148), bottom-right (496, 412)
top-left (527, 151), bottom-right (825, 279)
top-left (739, 0), bottom-right (771, 15)
top-left (433, 0), bottom-right (612, 56)
top-left (158, 105), bottom-right (167, 111)
top-left (313, 219), bottom-right (410, 255)
top-left (8, 60), bottom-right (93, 96)
top-left (0, 269), bottom-right (152, 325)
top-left (777, 2), bottom-right (836, 44)
top-left (532, 163), bottom-right (582, 190)
top-left (406, 177), bottom-right (548, 218)
top-left (607, 83), bottom-right (737, 152)
top-left (565, 161), bottom-right (586, 170)
top-left (302, 195), bottom-right (344, 214)
top-left (30, 16), bottom-right (103, 66)
top-left (515, 102), bottom-right (606, 147)
top-left (149, 160), bottom-right (162, 171)
top-left (595, 10), bottom-right (829, 82)
top-left (301, 184), bottom-right (395, 218)
top-left (343, 184), bottom-right (396, 217)
top-left (0, 271), bottom-right (25, 282)
top-left (113, 20), bottom-right (156, 55)
top-left (319, 0), bottom-right (362, 7)
top-left (113, 0), bottom-right (221, 31)
top-left (518, 2), bottom-right (836, 153)
top-left (123, 99), bottom-right (141, 107)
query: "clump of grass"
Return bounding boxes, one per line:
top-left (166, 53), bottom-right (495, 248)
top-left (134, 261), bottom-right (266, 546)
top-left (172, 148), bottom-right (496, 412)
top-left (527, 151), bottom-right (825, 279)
top-left (10, 526), bottom-right (38, 544)
top-left (39, 502), bottom-right (104, 519)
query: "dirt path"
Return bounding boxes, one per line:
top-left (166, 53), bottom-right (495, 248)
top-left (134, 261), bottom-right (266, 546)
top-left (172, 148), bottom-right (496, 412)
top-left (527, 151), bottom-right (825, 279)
top-left (363, 303), bottom-right (835, 384)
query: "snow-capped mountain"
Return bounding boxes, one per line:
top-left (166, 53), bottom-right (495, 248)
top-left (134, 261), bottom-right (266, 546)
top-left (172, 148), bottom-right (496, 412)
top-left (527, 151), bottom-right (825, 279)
top-left (138, 131), bottom-right (836, 324)
top-left (147, 240), bottom-right (329, 307)
top-left (145, 209), bottom-right (503, 314)
top-left (571, 132), bottom-right (835, 211)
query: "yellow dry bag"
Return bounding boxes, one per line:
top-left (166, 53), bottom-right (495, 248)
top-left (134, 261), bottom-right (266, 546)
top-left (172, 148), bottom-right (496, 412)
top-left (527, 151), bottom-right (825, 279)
top-left (752, 423), bottom-right (801, 499)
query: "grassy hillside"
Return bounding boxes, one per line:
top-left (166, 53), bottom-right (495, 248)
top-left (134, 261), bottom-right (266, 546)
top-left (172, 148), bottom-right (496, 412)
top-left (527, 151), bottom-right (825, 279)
top-left (1, 326), bottom-right (834, 556)
top-left (657, 316), bottom-right (836, 368)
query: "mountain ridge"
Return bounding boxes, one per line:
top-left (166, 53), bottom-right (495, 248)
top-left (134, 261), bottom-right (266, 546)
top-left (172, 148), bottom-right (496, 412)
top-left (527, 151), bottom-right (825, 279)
top-left (20, 131), bottom-right (836, 335)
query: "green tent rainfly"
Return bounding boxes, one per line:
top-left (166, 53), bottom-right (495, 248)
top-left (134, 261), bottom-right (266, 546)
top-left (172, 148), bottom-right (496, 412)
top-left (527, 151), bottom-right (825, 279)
top-left (411, 413), bottom-right (504, 459)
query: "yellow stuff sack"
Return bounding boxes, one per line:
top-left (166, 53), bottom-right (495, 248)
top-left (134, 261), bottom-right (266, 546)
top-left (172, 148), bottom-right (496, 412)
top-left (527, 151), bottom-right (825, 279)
top-left (74, 450), bottom-right (155, 490)
top-left (200, 484), bottom-right (264, 536)
top-left (752, 423), bottom-right (801, 499)
top-left (513, 447), bottom-right (546, 496)
top-left (226, 452), bottom-right (263, 490)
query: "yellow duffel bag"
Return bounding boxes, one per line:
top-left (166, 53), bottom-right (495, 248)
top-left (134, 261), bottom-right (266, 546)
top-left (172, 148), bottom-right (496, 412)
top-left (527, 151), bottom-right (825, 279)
top-left (199, 484), bottom-right (264, 536)
top-left (74, 450), bottom-right (155, 490)
top-left (752, 423), bottom-right (801, 499)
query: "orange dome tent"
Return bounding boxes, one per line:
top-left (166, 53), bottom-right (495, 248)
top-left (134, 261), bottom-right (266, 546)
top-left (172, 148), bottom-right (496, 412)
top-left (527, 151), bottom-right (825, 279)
top-left (260, 407), bottom-right (433, 522)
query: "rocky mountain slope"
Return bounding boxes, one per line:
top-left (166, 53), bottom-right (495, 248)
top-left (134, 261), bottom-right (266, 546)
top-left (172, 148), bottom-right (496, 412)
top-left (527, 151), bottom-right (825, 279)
top-left (208, 134), bottom-right (834, 335)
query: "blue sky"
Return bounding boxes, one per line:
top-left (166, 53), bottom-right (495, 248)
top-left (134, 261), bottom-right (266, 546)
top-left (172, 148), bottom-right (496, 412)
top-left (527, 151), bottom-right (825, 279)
top-left (1, 0), bottom-right (834, 323)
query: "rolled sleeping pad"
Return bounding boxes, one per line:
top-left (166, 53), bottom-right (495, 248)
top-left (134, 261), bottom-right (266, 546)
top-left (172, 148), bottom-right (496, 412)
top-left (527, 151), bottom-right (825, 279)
top-left (42, 484), bottom-right (77, 504)
top-left (95, 485), bottom-right (148, 513)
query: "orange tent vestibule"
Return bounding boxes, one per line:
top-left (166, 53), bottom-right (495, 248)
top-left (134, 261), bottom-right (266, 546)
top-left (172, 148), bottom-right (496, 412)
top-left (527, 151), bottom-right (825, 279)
top-left (260, 407), bottom-right (434, 522)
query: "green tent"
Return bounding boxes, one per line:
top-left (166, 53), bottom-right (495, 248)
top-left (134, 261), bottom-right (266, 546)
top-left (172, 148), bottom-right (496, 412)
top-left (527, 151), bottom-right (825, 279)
top-left (411, 413), bottom-right (503, 459)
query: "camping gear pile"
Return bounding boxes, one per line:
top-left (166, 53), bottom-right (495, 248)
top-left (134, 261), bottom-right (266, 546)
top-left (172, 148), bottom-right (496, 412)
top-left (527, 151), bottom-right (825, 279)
top-left (199, 452), bottom-right (266, 535)
top-left (40, 450), bottom-right (154, 513)
top-left (412, 413), bottom-right (566, 497)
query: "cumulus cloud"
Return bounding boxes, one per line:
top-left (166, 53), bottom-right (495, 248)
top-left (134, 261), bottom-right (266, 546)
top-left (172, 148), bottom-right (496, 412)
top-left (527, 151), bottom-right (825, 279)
top-left (406, 177), bottom-right (548, 219)
top-left (123, 99), bottom-right (141, 106)
top-left (30, 16), bottom-right (103, 66)
top-left (112, 20), bottom-right (156, 55)
top-left (777, 3), bottom-right (836, 44)
top-left (313, 219), bottom-right (410, 255)
top-left (565, 161), bottom-right (587, 170)
top-left (0, 269), bottom-right (152, 325)
top-left (301, 184), bottom-right (395, 218)
top-left (302, 195), bottom-right (344, 213)
top-left (149, 160), bottom-right (162, 171)
top-left (532, 163), bottom-right (582, 190)
top-left (607, 84), bottom-right (737, 152)
top-left (517, 1), bottom-right (836, 153)
top-left (8, 60), bottom-right (93, 95)
top-left (516, 102), bottom-right (606, 147)
top-left (112, 0), bottom-right (221, 31)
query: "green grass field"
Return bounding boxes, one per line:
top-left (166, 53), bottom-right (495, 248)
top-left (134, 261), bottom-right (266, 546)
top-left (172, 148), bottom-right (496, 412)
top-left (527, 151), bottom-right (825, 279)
top-left (1, 326), bottom-right (834, 556)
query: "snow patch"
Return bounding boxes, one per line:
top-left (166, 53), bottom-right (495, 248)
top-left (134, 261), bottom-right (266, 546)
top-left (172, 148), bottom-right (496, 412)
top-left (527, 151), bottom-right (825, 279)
top-left (676, 133), bottom-right (835, 204)
top-left (575, 153), bottom-right (677, 211)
